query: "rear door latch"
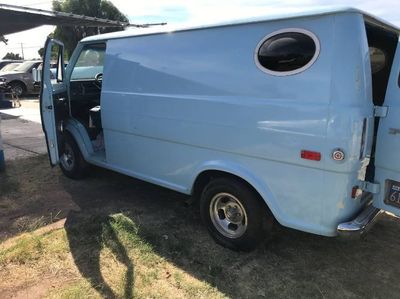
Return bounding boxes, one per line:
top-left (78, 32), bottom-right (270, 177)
top-left (360, 181), bottom-right (380, 194)
top-left (374, 106), bottom-right (388, 118)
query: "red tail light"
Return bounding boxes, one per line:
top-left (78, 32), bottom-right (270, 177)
top-left (301, 150), bottom-right (321, 161)
top-left (351, 186), bottom-right (362, 199)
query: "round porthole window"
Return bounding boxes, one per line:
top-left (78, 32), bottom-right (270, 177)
top-left (255, 28), bottom-right (320, 76)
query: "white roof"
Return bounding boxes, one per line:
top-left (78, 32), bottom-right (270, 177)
top-left (82, 6), bottom-right (399, 43)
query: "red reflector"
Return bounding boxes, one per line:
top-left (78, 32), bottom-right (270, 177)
top-left (351, 186), bottom-right (358, 198)
top-left (301, 150), bottom-right (321, 161)
top-left (351, 186), bottom-right (362, 199)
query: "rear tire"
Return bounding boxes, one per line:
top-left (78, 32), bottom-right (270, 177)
top-left (200, 177), bottom-right (273, 251)
top-left (59, 133), bottom-right (88, 179)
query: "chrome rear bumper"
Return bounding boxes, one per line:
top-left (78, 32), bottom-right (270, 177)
top-left (337, 204), bottom-right (384, 237)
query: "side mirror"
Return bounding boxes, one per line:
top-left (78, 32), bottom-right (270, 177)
top-left (32, 68), bottom-right (41, 83)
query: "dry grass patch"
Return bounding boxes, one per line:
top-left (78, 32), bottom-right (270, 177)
top-left (2, 155), bottom-right (400, 298)
top-left (0, 212), bottom-right (224, 298)
top-left (0, 155), bottom-right (76, 240)
top-left (46, 280), bottom-right (100, 299)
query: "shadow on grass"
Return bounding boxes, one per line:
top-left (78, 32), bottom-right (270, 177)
top-left (0, 155), bottom-right (75, 241)
top-left (0, 167), bottom-right (20, 196)
top-left (3, 155), bottom-right (400, 298)
top-left (65, 212), bottom-right (134, 299)
top-left (59, 165), bottom-right (400, 299)
top-left (61, 166), bottom-right (191, 298)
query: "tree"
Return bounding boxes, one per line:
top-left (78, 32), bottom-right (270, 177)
top-left (52, 0), bottom-right (128, 57)
top-left (38, 47), bottom-right (44, 58)
top-left (2, 52), bottom-right (22, 60)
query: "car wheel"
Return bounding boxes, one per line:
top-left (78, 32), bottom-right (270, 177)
top-left (10, 82), bottom-right (26, 97)
top-left (200, 177), bottom-right (273, 251)
top-left (59, 133), bottom-right (88, 179)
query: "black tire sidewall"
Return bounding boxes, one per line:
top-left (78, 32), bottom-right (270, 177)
top-left (59, 133), bottom-right (87, 179)
top-left (200, 178), bottom-right (267, 251)
top-left (10, 82), bottom-right (25, 96)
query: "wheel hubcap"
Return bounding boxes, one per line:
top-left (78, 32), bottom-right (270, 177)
top-left (12, 86), bottom-right (23, 96)
top-left (209, 192), bottom-right (248, 239)
top-left (60, 143), bottom-right (75, 171)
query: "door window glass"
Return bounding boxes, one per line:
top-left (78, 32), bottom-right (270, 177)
top-left (71, 44), bottom-right (106, 80)
top-left (369, 47), bottom-right (386, 74)
top-left (48, 43), bottom-right (64, 86)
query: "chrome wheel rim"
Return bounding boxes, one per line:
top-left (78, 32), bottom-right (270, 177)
top-left (209, 192), bottom-right (248, 239)
top-left (60, 143), bottom-right (75, 171)
top-left (12, 85), bottom-right (23, 96)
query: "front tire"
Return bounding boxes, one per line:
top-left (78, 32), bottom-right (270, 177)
top-left (9, 81), bottom-right (26, 97)
top-left (200, 177), bottom-right (273, 251)
top-left (59, 133), bottom-right (88, 179)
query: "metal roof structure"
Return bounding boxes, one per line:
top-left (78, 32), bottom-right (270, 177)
top-left (0, 3), bottom-right (129, 42)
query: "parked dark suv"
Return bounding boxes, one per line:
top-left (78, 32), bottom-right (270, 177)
top-left (0, 60), bottom-right (41, 96)
top-left (0, 59), bottom-right (21, 70)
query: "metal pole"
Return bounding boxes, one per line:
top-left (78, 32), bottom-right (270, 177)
top-left (20, 43), bottom-right (24, 60)
top-left (0, 114), bottom-right (5, 171)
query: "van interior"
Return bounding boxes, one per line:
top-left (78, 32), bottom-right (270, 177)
top-left (364, 20), bottom-right (398, 181)
top-left (69, 43), bottom-right (105, 155)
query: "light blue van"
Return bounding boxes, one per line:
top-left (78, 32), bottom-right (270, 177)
top-left (40, 7), bottom-right (400, 250)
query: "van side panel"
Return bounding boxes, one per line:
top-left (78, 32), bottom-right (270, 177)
top-left (101, 13), bottom-right (370, 236)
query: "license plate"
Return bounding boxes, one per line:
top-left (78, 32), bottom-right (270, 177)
top-left (384, 179), bottom-right (400, 209)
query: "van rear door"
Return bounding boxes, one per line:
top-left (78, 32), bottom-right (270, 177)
top-left (373, 37), bottom-right (400, 215)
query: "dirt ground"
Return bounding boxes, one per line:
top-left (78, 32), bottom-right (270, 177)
top-left (1, 155), bottom-right (400, 299)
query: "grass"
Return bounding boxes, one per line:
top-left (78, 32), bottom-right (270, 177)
top-left (0, 229), bottom-right (69, 265)
top-left (0, 211), bottom-right (224, 298)
top-left (46, 280), bottom-right (100, 299)
top-left (1, 155), bottom-right (400, 298)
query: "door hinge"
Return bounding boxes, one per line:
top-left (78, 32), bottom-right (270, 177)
top-left (374, 106), bottom-right (388, 118)
top-left (360, 181), bottom-right (380, 194)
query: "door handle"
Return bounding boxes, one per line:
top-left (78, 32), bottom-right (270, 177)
top-left (389, 128), bottom-right (400, 135)
top-left (46, 105), bottom-right (53, 110)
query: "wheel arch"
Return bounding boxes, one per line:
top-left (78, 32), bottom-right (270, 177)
top-left (190, 162), bottom-right (281, 222)
top-left (9, 80), bottom-right (27, 91)
top-left (63, 119), bottom-right (94, 160)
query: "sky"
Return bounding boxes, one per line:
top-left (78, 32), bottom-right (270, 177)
top-left (1, 0), bottom-right (400, 60)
